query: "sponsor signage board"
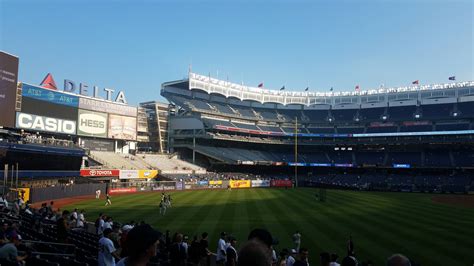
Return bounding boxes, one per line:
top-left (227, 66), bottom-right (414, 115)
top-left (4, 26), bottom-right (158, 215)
top-left (63, 78), bottom-right (127, 104)
top-left (209, 180), bottom-right (223, 185)
top-left (81, 139), bottom-right (114, 152)
top-left (271, 180), bottom-right (292, 188)
top-left (16, 112), bottom-right (76, 134)
top-left (309, 163), bottom-right (332, 167)
top-left (80, 169), bottom-right (120, 177)
top-left (393, 163), bottom-right (411, 168)
top-left (138, 170), bottom-right (158, 179)
top-left (22, 83), bottom-right (78, 107)
top-left (119, 170), bottom-right (139, 179)
top-left (0, 51), bottom-right (19, 127)
top-left (229, 180), bottom-right (251, 188)
top-left (77, 109), bottom-right (108, 137)
top-left (108, 114), bottom-right (137, 140)
top-left (21, 96), bottom-right (77, 120)
top-left (251, 180), bottom-right (270, 187)
top-left (109, 187), bottom-right (137, 194)
top-left (79, 97), bottom-right (137, 117)
top-left (176, 181), bottom-right (184, 190)
top-left (197, 180), bottom-right (209, 186)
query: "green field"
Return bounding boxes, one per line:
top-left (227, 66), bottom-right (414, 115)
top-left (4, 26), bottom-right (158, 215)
top-left (64, 188), bottom-right (474, 265)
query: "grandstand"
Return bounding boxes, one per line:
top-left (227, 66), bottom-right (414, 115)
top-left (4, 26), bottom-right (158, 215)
top-left (160, 73), bottom-right (474, 193)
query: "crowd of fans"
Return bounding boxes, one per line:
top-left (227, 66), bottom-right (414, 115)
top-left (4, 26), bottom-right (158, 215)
top-left (0, 193), bottom-right (417, 266)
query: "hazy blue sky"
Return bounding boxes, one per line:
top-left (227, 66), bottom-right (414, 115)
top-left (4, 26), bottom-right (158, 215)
top-left (1, 0), bottom-right (472, 105)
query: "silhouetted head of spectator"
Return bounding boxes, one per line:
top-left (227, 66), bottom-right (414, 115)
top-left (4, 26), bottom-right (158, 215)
top-left (320, 251), bottom-right (330, 266)
top-left (237, 240), bottom-right (272, 266)
top-left (61, 210), bottom-right (70, 218)
top-left (125, 224), bottom-right (162, 263)
top-left (103, 228), bottom-right (113, 238)
top-left (298, 248), bottom-right (309, 262)
top-left (248, 228), bottom-right (273, 249)
top-left (341, 255), bottom-right (358, 266)
top-left (331, 253), bottom-right (339, 263)
top-left (387, 254), bottom-right (411, 266)
top-left (201, 232), bottom-right (208, 239)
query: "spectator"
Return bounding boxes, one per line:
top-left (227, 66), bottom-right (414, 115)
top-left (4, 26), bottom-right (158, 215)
top-left (292, 231), bottom-right (301, 252)
top-left (237, 240), bottom-right (272, 266)
top-left (119, 225), bottom-right (133, 257)
top-left (293, 248), bottom-right (309, 266)
top-left (99, 228), bottom-right (121, 266)
top-left (116, 224), bottom-right (161, 266)
top-left (56, 210), bottom-right (70, 243)
top-left (226, 236), bottom-right (238, 266)
top-left (386, 254), bottom-right (411, 266)
top-left (76, 209), bottom-right (86, 228)
top-left (199, 232), bottom-right (211, 266)
top-left (278, 249), bottom-right (289, 266)
top-left (169, 233), bottom-right (186, 266)
top-left (341, 255), bottom-right (358, 266)
top-left (0, 233), bottom-right (27, 264)
top-left (321, 252), bottom-right (331, 266)
top-left (96, 213), bottom-right (105, 236)
top-left (216, 232), bottom-right (227, 265)
top-left (287, 249), bottom-right (297, 266)
top-left (330, 253), bottom-right (340, 266)
top-left (188, 235), bottom-right (201, 266)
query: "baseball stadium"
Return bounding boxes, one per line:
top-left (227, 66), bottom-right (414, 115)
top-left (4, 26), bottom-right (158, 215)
top-left (0, 1), bottom-right (473, 265)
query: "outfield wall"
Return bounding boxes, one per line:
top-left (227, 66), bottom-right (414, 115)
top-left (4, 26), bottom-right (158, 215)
top-left (30, 183), bottom-right (106, 203)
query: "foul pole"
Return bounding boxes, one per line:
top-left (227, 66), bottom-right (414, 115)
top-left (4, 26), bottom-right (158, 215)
top-left (294, 116), bottom-right (298, 188)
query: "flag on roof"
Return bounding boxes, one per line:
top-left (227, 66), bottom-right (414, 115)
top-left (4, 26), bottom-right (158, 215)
top-left (280, 86), bottom-right (285, 91)
top-left (40, 73), bottom-right (58, 90)
top-left (305, 87), bottom-right (309, 91)
top-left (258, 83), bottom-right (264, 88)
top-left (412, 80), bottom-right (419, 85)
top-left (355, 85), bottom-right (360, 91)
top-left (449, 76), bottom-right (456, 81)
top-left (330, 87), bottom-right (333, 91)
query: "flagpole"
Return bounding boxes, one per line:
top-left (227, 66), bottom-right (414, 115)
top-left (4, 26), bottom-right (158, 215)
top-left (294, 116), bottom-right (298, 188)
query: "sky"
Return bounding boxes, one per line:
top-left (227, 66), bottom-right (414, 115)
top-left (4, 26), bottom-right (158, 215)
top-left (0, 0), bottom-right (473, 105)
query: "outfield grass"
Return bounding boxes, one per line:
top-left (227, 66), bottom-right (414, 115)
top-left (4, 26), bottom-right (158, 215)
top-left (64, 188), bottom-right (474, 265)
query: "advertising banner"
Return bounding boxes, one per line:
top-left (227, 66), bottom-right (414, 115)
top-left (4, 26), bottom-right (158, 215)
top-left (198, 180), bottom-right (209, 186)
top-left (81, 139), bottom-right (114, 152)
top-left (77, 109), bottom-right (108, 137)
top-left (11, 188), bottom-right (30, 202)
top-left (21, 97), bottom-right (77, 120)
top-left (0, 51), bottom-right (19, 128)
top-left (251, 180), bottom-right (271, 187)
top-left (16, 112), bottom-right (76, 134)
top-left (80, 169), bottom-right (120, 177)
top-left (209, 180), bottom-right (223, 185)
top-left (108, 114), bottom-right (137, 140)
top-left (393, 164), bottom-right (411, 168)
top-left (22, 83), bottom-right (78, 107)
top-left (79, 97), bottom-right (137, 117)
top-left (176, 181), bottom-right (184, 190)
top-left (271, 180), bottom-right (293, 188)
top-left (138, 170), bottom-right (158, 179)
top-left (119, 170), bottom-right (139, 179)
top-left (109, 187), bottom-right (137, 194)
top-left (230, 180), bottom-right (251, 188)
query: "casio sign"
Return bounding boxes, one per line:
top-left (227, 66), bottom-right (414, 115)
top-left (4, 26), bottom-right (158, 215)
top-left (79, 113), bottom-right (107, 134)
top-left (16, 113), bottom-right (76, 134)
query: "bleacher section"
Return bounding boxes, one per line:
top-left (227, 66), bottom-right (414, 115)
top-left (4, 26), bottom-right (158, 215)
top-left (90, 151), bottom-right (151, 170)
top-left (140, 154), bottom-right (206, 174)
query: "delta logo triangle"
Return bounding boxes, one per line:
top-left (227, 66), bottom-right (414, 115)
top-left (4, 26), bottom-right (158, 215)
top-left (40, 73), bottom-right (58, 90)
